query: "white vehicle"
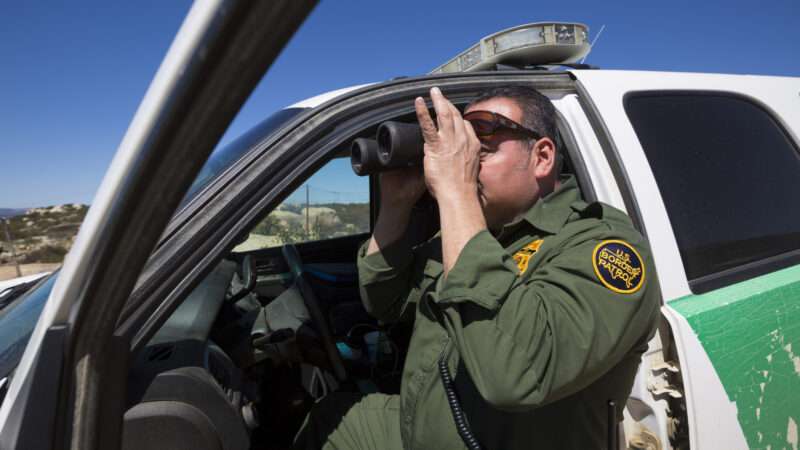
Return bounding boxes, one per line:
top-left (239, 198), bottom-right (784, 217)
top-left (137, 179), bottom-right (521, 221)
top-left (0, 273), bottom-right (49, 298)
top-left (0, 2), bottom-right (798, 449)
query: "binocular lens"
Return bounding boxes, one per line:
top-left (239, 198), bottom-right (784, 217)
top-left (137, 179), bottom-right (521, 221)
top-left (351, 138), bottom-right (380, 176)
top-left (350, 121), bottom-right (424, 175)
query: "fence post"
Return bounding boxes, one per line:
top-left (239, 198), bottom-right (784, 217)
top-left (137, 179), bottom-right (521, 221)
top-left (2, 218), bottom-right (23, 278)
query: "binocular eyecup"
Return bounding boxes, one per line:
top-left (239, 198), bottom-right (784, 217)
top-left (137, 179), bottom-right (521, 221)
top-left (351, 121), bottom-right (424, 176)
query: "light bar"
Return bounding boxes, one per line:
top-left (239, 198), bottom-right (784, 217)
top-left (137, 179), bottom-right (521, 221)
top-left (430, 22), bottom-right (590, 74)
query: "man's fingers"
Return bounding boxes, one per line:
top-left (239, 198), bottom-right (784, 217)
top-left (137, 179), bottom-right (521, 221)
top-left (463, 120), bottom-right (483, 168)
top-left (463, 119), bottom-right (480, 152)
top-left (451, 107), bottom-right (467, 146)
top-left (430, 87), bottom-right (455, 139)
top-left (415, 97), bottom-right (438, 144)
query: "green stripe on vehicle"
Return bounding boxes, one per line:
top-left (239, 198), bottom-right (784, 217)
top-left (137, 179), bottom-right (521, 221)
top-left (671, 264), bottom-right (800, 449)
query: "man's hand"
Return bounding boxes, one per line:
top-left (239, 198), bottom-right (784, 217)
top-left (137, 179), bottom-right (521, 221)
top-left (415, 87), bottom-right (487, 276)
top-left (379, 166), bottom-right (426, 210)
top-left (414, 87), bottom-right (482, 201)
top-left (366, 167), bottom-right (426, 256)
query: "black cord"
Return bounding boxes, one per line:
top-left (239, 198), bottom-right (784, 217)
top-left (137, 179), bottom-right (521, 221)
top-left (438, 356), bottom-right (482, 450)
top-left (607, 400), bottom-right (618, 450)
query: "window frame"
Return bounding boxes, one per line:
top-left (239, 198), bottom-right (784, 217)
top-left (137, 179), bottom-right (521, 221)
top-left (118, 72), bottom-right (585, 352)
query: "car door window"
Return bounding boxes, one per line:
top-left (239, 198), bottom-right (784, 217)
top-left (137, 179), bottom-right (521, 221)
top-left (233, 156), bottom-right (370, 252)
top-left (624, 91), bottom-right (800, 292)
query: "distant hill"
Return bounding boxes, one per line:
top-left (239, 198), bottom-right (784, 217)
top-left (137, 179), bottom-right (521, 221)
top-left (243, 202), bottom-right (370, 250)
top-left (0, 208), bottom-right (27, 219)
top-left (3, 201), bottom-right (369, 266)
top-left (0, 204), bottom-right (88, 265)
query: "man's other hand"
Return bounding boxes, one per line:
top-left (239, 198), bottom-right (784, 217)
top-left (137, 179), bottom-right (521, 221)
top-left (367, 168), bottom-right (425, 256)
top-left (379, 166), bottom-right (426, 209)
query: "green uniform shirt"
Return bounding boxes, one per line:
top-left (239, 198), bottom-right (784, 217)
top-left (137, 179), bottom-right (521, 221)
top-left (357, 176), bottom-right (661, 449)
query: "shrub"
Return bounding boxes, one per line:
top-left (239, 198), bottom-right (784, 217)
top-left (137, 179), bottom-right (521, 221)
top-left (21, 245), bottom-right (68, 264)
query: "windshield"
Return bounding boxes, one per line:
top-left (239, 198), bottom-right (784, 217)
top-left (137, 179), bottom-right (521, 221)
top-left (0, 108), bottom-right (307, 384)
top-left (0, 273), bottom-right (56, 381)
top-left (179, 107), bottom-right (306, 209)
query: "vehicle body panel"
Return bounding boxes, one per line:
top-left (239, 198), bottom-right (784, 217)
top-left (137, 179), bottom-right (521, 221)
top-left (661, 305), bottom-right (749, 449)
top-left (574, 69), bottom-right (800, 449)
top-left (0, 272), bottom-right (49, 295)
top-left (669, 268), bottom-right (800, 450)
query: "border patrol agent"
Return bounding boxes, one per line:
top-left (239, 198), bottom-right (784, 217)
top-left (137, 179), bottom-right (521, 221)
top-left (294, 86), bottom-right (661, 449)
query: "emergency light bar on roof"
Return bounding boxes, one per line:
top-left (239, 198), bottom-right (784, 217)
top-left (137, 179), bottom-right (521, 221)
top-left (430, 22), bottom-right (591, 74)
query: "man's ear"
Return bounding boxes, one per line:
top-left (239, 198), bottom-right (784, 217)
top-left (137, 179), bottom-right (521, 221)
top-left (532, 137), bottom-right (556, 178)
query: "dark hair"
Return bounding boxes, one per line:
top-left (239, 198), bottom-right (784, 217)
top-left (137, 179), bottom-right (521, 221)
top-left (467, 85), bottom-right (563, 169)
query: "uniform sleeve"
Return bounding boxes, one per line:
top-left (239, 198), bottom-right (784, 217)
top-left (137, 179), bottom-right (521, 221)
top-left (357, 236), bottom-right (423, 324)
top-left (434, 229), bottom-right (659, 411)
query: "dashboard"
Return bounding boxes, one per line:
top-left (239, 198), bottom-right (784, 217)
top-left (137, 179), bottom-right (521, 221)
top-left (124, 260), bottom-right (252, 450)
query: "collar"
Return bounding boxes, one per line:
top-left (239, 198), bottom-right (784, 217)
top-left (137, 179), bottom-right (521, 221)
top-left (497, 175), bottom-right (581, 238)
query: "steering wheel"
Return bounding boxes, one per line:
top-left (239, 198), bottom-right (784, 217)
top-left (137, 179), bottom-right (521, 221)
top-left (281, 244), bottom-right (347, 381)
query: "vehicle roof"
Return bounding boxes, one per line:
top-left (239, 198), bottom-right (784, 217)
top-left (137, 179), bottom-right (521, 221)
top-left (571, 68), bottom-right (800, 84)
top-left (289, 83), bottom-right (375, 109)
top-left (288, 69), bottom-right (800, 110)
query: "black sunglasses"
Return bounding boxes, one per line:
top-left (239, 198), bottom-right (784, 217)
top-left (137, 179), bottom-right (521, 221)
top-left (463, 110), bottom-right (542, 140)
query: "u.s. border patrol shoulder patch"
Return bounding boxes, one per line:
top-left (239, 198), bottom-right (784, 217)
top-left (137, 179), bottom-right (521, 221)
top-left (592, 240), bottom-right (645, 294)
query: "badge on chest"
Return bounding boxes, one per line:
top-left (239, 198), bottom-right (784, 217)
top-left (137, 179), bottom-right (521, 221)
top-left (513, 239), bottom-right (543, 274)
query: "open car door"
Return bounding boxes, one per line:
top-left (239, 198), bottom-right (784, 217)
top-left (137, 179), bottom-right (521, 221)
top-left (0, 1), bottom-right (317, 449)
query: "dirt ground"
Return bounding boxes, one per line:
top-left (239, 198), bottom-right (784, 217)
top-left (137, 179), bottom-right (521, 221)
top-left (0, 263), bottom-right (61, 281)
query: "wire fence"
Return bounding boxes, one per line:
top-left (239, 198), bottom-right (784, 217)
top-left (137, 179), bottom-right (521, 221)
top-left (284, 184), bottom-right (369, 205)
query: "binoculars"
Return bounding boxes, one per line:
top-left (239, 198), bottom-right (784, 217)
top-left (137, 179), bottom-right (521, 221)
top-left (350, 121), bottom-right (424, 176)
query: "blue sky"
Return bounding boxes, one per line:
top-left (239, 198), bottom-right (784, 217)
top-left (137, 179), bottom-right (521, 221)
top-left (1, 0), bottom-right (798, 208)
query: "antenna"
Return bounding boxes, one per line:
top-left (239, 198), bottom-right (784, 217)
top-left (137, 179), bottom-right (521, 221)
top-left (581, 24), bottom-right (606, 64)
